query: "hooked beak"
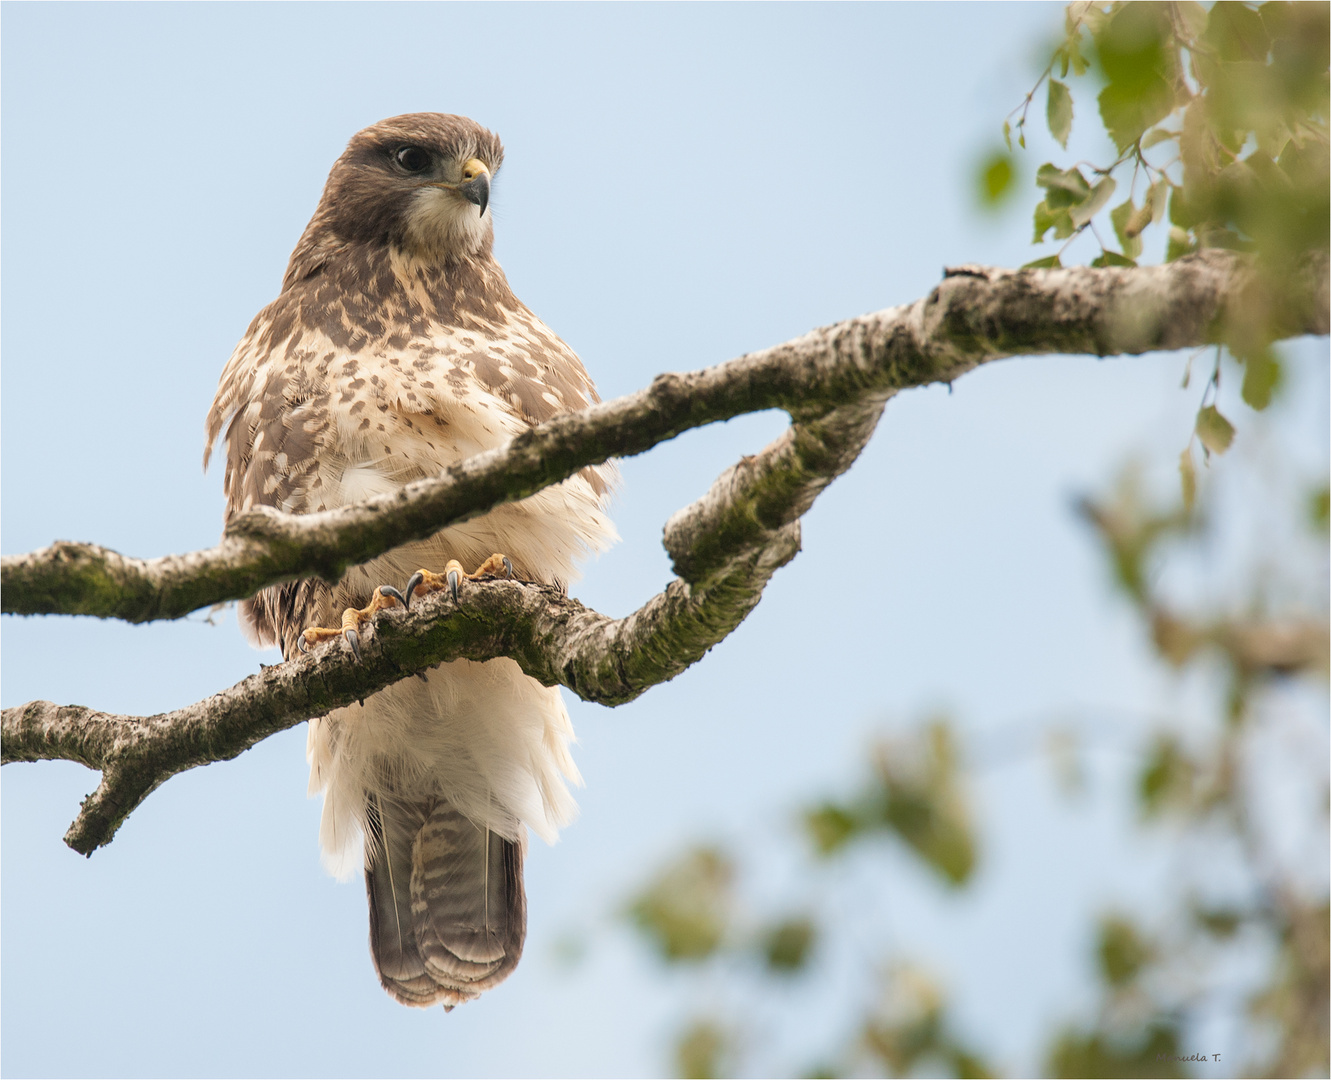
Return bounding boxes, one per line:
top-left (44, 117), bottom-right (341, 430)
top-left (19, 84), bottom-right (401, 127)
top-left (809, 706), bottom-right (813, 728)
top-left (457, 158), bottom-right (490, 218)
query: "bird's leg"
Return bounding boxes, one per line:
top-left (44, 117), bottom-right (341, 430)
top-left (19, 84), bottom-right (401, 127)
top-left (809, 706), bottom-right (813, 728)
top-left (298, 585), bottom-right (408, 661)
top-left (401, 553), bottom-right (515, 609)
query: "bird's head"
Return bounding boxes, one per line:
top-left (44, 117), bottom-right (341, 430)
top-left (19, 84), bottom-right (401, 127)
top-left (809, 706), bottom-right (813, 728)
top-left (312, 113), bottom-right (505, 262)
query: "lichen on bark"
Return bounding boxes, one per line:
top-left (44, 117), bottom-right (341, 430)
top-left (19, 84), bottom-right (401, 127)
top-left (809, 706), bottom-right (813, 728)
top-left (3, 251), bottom-right (1327, 854)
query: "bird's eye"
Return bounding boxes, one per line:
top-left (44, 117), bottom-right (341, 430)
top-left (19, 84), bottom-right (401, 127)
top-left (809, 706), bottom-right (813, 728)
top-left (395, 146), bottom-right (431, 173)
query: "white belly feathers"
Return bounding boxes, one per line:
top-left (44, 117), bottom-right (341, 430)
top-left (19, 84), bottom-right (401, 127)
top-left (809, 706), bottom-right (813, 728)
top-left (305, 358), bottom-right (616, 879)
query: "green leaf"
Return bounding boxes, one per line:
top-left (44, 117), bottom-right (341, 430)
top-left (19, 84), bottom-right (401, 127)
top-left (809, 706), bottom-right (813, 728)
top-left (1046, 1025), bottom-right (1185, 1080)
top-left (1166, 226), bottom-right (1196, 262)
top-left (626, 847), bottom-right (734, 962)
top-left (804, 803), bottom-right (859, 854)
top-left (1193, 905), bottom-right (1242, 939)
top-left (1140, 126), bottom-right (1175, 149)
top-left (1195, 405), bottom-right (1235, 455)
top-left (1167, 184), bottom-right (1195, 228)
top-left (977, 152), bottom-right (1014, 205)
top-left (1064, 33), bottom-right (1086, 75)
top-left (1033, 200), bottom-right (1055, 242)
top-left (1091, 251), bottom-right (1137, 268)
top-left (1240, 348), bottom-right (1281, 410)
top-left (1203, 0), bottom-right (1270, 62)
top-left (882, 786), bottom-right (976, 887)
top-left (1255, 121), bottom-right (1292, 161)
top-left (1069, 176), bottom-right (1116, 227)
top-left (675, 1020), bottom-right (730, 1080)
top-left (1138, 734), bottom-right (1195, 814)
top-left (1032, 167), bottom-right (1096, 238)
top-left (761, 917), bottom-right (816, 973)
top-left (1036, 163), bottom-right (1091, 205)
top-left (1179, 447), bottom-right (1196, 513)
top-left (1047, 78), bottom-right (1073, 148)
top-left (1094, 3), bottom-right (1178, 150)
top-left (1066, 34), bottom-right (1089, 76)
top-left (1096, 915), bottom-right (1152, 987)
top-left (874, 722), bottom-right (977, 888)
top-left (1176, 0), bottom-right (1208, 40)
top-left (1002, 120), bottom-right (1012, 152)
top-left (1098, 79), bottom-right (1175, 151)
top-left (1023, 254), bottom-right (1062, 269)
top-left (1096, 3), bottom-right (1175, 85)
top-left (1033, 199), bottom-right (1073, 242)
top-left (1309, 485), bottom-right (1330, 532)
top-left (1110, 199), bottom-right (1133, 243)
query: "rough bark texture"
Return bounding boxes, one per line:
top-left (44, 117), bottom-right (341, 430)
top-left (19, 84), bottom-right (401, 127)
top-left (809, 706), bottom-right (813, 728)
top-left (3, 552), bottom-right (795, 853)
top-left (6, 251), bottom-right (1322, 622)
top-left (3, 251), bottom-right (1327, 854)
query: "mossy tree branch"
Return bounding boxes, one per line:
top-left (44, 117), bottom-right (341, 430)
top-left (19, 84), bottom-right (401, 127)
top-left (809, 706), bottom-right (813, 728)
top-left (2, 251), bottom-right (1327, 854)
top-left (6, 250), bottom-right (1321, 623)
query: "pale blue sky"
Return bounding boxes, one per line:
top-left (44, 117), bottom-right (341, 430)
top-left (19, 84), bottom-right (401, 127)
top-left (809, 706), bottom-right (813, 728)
top-left (3, 3), bottom-right (1326, 1077)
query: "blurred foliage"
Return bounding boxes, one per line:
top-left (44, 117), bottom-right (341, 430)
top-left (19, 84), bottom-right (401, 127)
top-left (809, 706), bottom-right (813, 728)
top-left (992, 0), bottom-right (1330, 505)
top-left (627, 846), bottom-right (735, 962)
top-left (619, 722), bottom-right (987, 1077)
top-left (1005, 0), bottom-right (1328, 276)
top-left (1309, 483), bottom-right (1330, 531)
top-left (1079, 465), bottom-right (1329, 697)
top-left (1249, 899), bottom-right (1331, 1079)
top-left (977, 149), bottom-right (1017, 206)
top-left (612, 5), bottom-right (1327, 1076)
top-left (804, 718), bottom-right (977, 886)
top-left (1075, 465), bottom-right (1192, 603)
top-left (1045, 1022), bottom-right (1187, 1079)
top-left (856, 965), bottom-right (995, 1080)
top-left (761, 916), bottom-right (817, 974)
top-left (675, 1019), bottom-right (734, 1080)
top-left (1137, 732), bottom-right (1199, 816)
top-left (617, 457), bottom-right (1327, 1076)
top-left (1065, 461), bottom-right (1330, 1078)
top-left (1096, 914), bottom-right (1154, 987)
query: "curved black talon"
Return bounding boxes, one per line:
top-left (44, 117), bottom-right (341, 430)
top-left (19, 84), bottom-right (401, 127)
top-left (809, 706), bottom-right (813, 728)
top-left (447, 569), bottom-right (461, 603)
top-left (402, 572), bottom-right (424, 612)
top-left (502, 556), bottom-right (514, 579)
top-left (346, 629), bottom-right (362, 663)
top-left (379, 585), bottom-right (408, 609)
top-left (297, 634), bottom-right (309, 654)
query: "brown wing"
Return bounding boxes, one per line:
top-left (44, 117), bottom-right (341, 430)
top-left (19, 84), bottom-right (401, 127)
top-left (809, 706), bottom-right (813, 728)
top-left (466, 298), bottom-right (612, 497)
top-left (205, 293), bottom-right (337, 652)
top-left (205, 294), bottom-right (334, 523)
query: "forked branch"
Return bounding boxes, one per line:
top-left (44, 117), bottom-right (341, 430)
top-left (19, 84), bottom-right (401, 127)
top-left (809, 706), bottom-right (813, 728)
top-left (3, 250), bottom-right (1327, 854)
top-left (7, 250), bottom-right (1321, 622)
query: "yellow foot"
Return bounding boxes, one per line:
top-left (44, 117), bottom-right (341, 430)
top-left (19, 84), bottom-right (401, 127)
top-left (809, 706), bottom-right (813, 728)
top-left (402, 553), bottom-right (515, 609)
top-left (298, 585), bottom-right (406, 661)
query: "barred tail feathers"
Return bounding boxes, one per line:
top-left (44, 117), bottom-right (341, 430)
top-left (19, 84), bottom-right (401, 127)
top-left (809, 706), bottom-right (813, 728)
top-left (366, 796), bottom-right (526, 1008)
